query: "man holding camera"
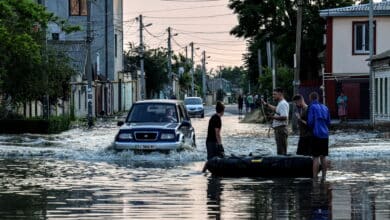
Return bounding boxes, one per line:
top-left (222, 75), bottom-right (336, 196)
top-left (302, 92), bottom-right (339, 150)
top-left (262, 88), bottom-right (289, 155)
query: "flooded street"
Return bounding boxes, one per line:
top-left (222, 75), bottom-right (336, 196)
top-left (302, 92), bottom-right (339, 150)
top-left (0, 109), bottom-right (389, 219)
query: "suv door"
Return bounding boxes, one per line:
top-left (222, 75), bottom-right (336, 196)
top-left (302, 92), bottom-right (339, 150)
top-left (178, 104), bottom-right (195, 147)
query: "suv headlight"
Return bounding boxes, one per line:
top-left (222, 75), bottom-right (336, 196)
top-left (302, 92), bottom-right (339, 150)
top-left (118, 133), bottom-right (133, 140)
top-left (161, 133), bottom-right (175, 140)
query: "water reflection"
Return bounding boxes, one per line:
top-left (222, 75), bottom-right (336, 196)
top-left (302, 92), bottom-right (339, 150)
top-left (206, 177), bottom-right (222, 219)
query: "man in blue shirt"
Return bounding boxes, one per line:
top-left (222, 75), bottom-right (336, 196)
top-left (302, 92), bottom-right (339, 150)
top-left (307, 92), bottom-right (331, 180)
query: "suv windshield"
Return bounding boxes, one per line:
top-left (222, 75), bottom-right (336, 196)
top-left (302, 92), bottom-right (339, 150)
top-left (127, 103), bottom-right (178, 123)
top-left (184, 98), bottom-right (202, 105)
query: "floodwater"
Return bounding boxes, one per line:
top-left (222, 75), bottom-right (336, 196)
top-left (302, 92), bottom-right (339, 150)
top-left (0, 112), bottom-right (389, 219)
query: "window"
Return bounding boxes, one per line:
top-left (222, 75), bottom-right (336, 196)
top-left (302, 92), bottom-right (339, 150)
top-left (375, 78), bottom-right (379, 114)
top-left (353, 21), bottom-right (375, 55)
top-left (385, 78), bottom-right (388, 116)
top-left (115, 34), bottom-right (118, 58)
top-left (52, 33), bottom-right (59, 40)
top-left (70, 0), bottom-right (87, 16)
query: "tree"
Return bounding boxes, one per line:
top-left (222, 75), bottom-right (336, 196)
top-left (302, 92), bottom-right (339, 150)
top-left (172, 53), bottom-right (192, 97)
top-left (228, 0), bottom-right (355, 91)
top-left (0, 0), bottom-right (78, 109)
top-left (218, 66), bottom-right (247, 91)
top-left (124, 44), bottom-right (169, 98)
top-left (258, 67), bottom-right (294, 101)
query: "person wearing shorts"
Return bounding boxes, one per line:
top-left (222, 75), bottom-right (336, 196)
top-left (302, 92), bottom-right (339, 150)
top-left (307, 92), bottom-right (331, 180)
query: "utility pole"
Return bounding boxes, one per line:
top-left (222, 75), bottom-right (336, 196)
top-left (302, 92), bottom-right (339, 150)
top-left (167, 27), bottom-right (173, 97)
top-left (294, 0), bottom-right (302, 95)
top-left (86, 0), bottom-right (94, 127)
top-left (202, 50), bottom-right (207, 101)
top-left (292, 0), bottom-right (303, 132)
top-left (190, 42), bottom-right (195, 96)
top-left (369, 0), bottom-right (375, 127)
top-left (272, 43), bottom-right (276, 91)
top-left (258, 49), bottom-right (263, 76)
top-left (139, 14), bottom-right (146, 100)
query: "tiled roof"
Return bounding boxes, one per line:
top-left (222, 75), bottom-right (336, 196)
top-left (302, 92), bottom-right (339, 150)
top-left (320, 1), bottom-right (390, 17)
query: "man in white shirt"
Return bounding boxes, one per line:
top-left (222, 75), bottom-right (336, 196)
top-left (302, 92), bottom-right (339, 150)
top-left (262, 88), bottom-right (289, 155)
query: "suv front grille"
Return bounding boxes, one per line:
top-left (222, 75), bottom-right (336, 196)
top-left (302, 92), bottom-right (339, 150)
top-left (134, 132), bottom-right (158, 141)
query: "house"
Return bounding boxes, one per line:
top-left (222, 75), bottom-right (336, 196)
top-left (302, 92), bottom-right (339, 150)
top-left (369, 50), bottom-right (390, 123)
top-left (38, 0), bottom-right (130, 118)
top-left (320, 1), bottom-right (390, 119)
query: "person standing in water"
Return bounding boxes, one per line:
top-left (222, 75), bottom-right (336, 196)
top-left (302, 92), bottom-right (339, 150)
top-left (293, 94), bottom-right (312, 156)
top-left (262, 88), bottom-right (289, 155)
top-left (202, 101), bottom-right (225, 172)
top-left (307, 92), bottom-right (331, 180)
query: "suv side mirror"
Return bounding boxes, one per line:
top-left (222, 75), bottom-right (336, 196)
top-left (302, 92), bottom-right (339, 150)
top-left (180, 120), bottom-right (191, 128)
top-left (117, 121), bottom-right (124, 126)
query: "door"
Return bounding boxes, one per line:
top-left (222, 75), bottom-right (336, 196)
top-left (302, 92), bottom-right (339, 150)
top-left (342, 83), bottom-right (360, 119)
top-left (178, 104), bottom-right (194, 147)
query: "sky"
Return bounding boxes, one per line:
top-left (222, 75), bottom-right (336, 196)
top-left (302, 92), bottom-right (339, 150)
top-left (123, 0), bottom-right (247, 72)
top-left (123, 0), bottom-right (384, 72)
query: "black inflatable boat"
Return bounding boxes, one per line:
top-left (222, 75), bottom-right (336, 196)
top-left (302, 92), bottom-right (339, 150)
top-left (205, 155), bottom-right (314, 178)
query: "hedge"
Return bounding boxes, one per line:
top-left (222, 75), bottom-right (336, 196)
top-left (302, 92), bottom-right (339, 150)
top-left (0, 116), bottom-right (71, 134)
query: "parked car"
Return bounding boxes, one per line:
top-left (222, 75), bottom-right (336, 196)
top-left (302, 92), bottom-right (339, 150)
top-left (184, 97), bottom-right (204, 118)
top-left (114, 99), bottom-right (196, 152)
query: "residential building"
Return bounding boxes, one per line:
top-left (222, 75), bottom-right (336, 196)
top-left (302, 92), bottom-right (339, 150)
top-left (40, 0), bottom-right (129, 118)
top-left (370, 50), bottom-right (390, 122)
top-left (206, 77), bottom-right (232, 104)
top-left (320, 1), bottom-right (390, 119)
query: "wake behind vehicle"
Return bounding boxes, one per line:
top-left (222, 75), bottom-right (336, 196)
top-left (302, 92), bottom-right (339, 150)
top-left (114, 100), bottom-right (196, 152)
top-left (184, 97), bottom-right (204, 118)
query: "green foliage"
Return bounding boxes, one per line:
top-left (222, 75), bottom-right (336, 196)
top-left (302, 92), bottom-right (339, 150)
top-left (0, 0), bottom-right (78, 107)
top-left (124, 44), bottom-right (169, 98)
top-left (228, 0), bottom-right (354, 89)
top-left (217, 66), bottom-right (247, 92)
top-left (47, 115), bottom-right (71, 133)
top-left (179, 72), bottom-right (192, 92)
top-left (258, 67), bottom-right (294, 101)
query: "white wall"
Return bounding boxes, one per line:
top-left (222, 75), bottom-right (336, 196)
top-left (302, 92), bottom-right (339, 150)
top-left (332, 17), bottom-right (390, 75)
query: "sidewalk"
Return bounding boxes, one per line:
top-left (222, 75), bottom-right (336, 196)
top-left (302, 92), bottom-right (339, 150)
top-left (330, 119), bottom-right (390, 131)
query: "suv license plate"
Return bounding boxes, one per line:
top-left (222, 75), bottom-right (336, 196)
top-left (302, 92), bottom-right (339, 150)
top-left (136, 145), bottom-right (154, 149)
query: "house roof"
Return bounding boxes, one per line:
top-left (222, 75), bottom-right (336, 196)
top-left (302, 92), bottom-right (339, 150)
top-left (320, 1), bottom-right (390, 18)
top-left (367, 49), bottom-right (390, 61)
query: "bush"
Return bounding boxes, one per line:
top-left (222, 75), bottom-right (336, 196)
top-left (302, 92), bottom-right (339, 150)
top-left (0, 115), bottom-right (71, 134)
top-left (48, 115), bottom-right (71, 133)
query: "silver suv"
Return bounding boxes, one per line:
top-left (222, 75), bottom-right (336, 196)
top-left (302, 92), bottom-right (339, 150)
top-left (184, 97), bottom-right (204, 118)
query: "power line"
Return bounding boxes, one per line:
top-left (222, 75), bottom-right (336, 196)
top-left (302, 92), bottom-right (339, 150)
top-left (152, 23), bottom-right (234, 26)
top-left (178, 32), bottom-right (243, 43)
top-left (173, 28), bottom-right (230, 34)
top-left (200, 44), bottom-right (246, 52)
top-left (127, 4), bottom-right (227, 14)
top-left (144, 13), bottom-right (233, 19)
top-left (196, 41), bottom-right (245, 46)
top-left (172, 37), bottom-right (186, 49)
top-left (143, 27), bottom-right (166, 39)
top-left (207, 50), bottom-right (244, 55)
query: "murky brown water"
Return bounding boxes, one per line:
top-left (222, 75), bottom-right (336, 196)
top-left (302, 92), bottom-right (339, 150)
top-left (0, 113), bottom-right (389, 219)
